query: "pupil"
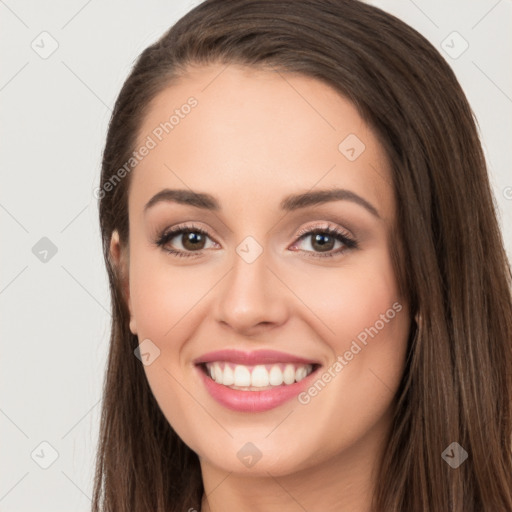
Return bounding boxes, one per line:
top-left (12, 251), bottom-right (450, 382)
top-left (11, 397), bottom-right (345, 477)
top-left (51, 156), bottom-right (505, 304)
top-left (183, 232), bottom-right (205, 250)
top-left (313, 233), bottom-right (333, 251)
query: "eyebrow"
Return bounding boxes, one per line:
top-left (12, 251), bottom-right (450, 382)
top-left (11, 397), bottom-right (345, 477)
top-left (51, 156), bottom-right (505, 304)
top-left (144, 187), bottom-right (380, 218)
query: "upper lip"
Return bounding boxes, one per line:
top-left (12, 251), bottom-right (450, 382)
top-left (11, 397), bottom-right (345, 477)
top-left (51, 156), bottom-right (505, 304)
top-left (193, 349), bottom-right (321, 366)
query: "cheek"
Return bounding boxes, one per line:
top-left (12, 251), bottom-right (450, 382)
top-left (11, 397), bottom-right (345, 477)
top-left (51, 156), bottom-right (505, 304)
top-left (297, 254), bottom-right (409, 404)
top-left (129, 248), bottom-right (209, 339)
top-left (288, 246), bottom-right (405, 351)
top-left (128, 252), bottom-right (211, 437)
top-left (288, 247), bottom-right (410, 415)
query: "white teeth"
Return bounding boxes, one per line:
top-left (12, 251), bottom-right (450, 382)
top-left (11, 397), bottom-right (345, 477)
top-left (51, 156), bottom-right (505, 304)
top-left (223, 365), bottom-right (235, 386)
top-left (251, 365), bottom-right (269, 387)
top-left (283, 364), bottom-right (296, 385)
top-left (214, 364), bottom-right (223, 383)
top-left (295, 366), bottom-right (308, 382)
top-left (204, 362), bottom-right (315, 389)
top-left (269, 365), bottom-right (284, 386)
top-left (233, 365), bottom-right (251, 387)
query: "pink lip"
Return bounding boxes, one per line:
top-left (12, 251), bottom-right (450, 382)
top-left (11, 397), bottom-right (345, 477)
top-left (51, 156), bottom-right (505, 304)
top-left (195, 363), bottom-right (320, 412)
top-left (193, 349), bottom-right (320, 366)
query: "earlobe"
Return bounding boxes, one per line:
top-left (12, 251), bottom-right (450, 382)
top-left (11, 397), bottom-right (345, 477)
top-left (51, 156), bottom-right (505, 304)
top-left (109, 229), bottom-right (122, 267)
top-left (109, 230), bottom-right (137, 335)
top-left (129, 317), bottom-right (137, 335)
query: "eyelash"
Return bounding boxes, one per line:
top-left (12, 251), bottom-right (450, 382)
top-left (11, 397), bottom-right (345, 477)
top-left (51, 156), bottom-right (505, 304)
top-left (154, 223), bottom-right (358, 259)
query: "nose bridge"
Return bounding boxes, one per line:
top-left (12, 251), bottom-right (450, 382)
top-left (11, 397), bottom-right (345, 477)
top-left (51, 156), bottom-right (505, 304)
top-left (214, 234), bottom-right (287, 332)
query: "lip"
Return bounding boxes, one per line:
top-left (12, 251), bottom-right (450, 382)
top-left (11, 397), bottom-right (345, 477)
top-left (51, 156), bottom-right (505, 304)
top-left (193, 349), bottom-right (321, 366)
top-left (195, 357), bottom-right (322, 413)
top-left (194, 349), bottom-right (322, 412)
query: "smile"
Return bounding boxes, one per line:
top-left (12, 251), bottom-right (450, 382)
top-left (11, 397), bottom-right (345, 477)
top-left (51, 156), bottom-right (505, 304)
top-left (201, 362), bottom-right (316, 390)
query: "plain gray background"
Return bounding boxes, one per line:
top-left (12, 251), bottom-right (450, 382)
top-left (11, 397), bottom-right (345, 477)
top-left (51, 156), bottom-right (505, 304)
top-left (1, 1), bottom-right (511, 510)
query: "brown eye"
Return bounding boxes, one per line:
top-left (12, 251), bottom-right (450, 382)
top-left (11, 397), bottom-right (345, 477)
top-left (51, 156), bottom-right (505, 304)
top-left (291, 226), bottom-right (358, 258)
top-left (155, 225), bottom-right (217, 258)
top-left (309, 232), bottom-right (336, 252)
top-left (180, 231), bottom-right (207, 251)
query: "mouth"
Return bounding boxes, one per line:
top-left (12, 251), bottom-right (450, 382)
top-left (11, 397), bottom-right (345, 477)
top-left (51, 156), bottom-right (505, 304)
top-left (193, 348), bottom-right (323, 411)
top-left (195, 359), bottom-right (322, 412)
top-left (196, 361), bottom-right (322, 391)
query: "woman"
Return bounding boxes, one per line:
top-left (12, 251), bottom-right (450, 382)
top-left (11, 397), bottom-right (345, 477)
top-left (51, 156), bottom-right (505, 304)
top-left (93, 1), bottom-right (512, 510)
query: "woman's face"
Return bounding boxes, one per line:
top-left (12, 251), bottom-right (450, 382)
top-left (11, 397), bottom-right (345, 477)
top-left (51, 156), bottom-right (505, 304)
top-left (111, 63), bottom-right (411, 480)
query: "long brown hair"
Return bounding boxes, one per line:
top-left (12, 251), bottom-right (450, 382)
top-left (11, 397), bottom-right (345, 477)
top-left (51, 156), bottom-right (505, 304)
top-left (93, 1), bottom-right (512, 510)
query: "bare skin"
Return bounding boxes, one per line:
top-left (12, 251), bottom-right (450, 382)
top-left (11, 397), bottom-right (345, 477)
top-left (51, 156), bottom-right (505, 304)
top-left (110, 63), bottom-right (411, 512)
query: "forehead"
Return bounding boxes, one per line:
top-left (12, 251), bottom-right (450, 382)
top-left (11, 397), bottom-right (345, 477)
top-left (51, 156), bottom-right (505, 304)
top-left (129, 63), bottom-right (394, 221)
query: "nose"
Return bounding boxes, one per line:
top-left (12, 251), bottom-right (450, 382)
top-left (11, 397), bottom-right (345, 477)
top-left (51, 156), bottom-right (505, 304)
top-left (214, 245), bottom-right (289, 336)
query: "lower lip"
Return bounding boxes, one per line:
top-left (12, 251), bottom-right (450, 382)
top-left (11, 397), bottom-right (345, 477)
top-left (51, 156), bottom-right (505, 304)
top-left (196, 364), bottom-right (320, 412)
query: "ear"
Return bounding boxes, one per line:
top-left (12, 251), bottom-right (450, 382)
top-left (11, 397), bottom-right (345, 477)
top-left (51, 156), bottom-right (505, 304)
top-left (109, 230), bottom-right (137, 335)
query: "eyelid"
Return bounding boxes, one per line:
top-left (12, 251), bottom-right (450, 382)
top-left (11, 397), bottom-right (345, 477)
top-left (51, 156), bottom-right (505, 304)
top-left (293, 221), bottom-right (354, 241)
top-left (158, 222), bottom-right (216, 241)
